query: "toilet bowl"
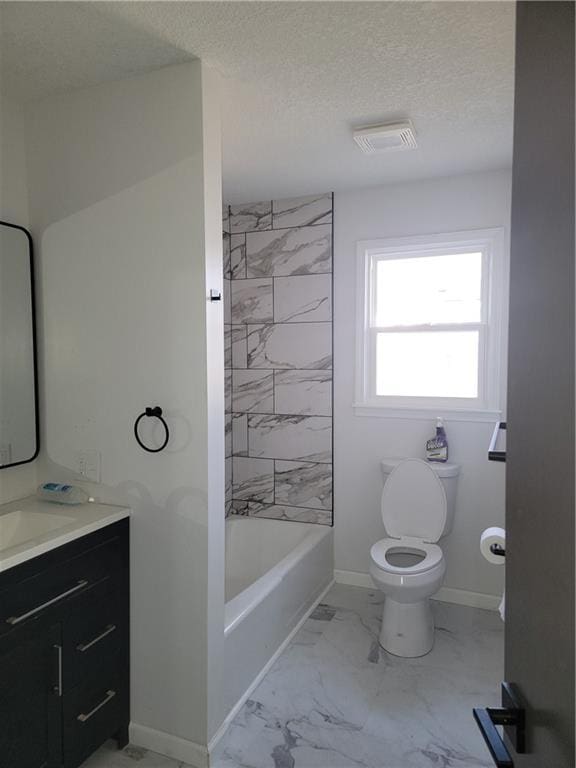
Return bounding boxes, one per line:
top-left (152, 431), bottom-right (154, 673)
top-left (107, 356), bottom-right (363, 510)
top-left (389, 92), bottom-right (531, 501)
top-left (370, 458), bottom-right (460, 658)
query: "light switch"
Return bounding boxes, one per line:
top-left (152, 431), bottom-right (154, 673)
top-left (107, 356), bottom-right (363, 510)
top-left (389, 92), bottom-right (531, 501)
top-left (77, 450), bottom-right (101, 483)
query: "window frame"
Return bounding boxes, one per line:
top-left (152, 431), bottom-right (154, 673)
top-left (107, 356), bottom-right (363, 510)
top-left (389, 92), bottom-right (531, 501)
top-left (355, 228), bottom-right (506, 421)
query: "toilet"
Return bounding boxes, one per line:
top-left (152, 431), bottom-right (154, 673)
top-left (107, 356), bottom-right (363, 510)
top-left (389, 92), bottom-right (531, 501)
top-left (370, 458), bottom-right (460, 658)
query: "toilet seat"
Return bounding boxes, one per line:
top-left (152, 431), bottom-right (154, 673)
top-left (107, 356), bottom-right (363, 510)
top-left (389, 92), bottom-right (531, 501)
top-left (371, 537), bottom-right (444, 575)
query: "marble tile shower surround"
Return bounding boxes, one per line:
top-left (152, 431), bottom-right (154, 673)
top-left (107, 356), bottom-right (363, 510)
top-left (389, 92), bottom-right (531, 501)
top-left (224, 206), bottom-right (233, 516)
top-left (223, 194), bottom-right (334, 525)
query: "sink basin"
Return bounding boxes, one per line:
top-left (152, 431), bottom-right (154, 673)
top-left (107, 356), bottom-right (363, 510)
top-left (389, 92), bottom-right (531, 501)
top-left (0, 498), bottom-right (130, 574)
top-left (0, 510), bottom-right (73, 552)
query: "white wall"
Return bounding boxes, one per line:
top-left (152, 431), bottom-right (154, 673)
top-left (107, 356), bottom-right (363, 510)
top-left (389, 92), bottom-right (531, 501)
top-left (0, 96), bottom-right (38, 502)
top-left (334, 170), bottom-right (510, 601)
top-left (0, 99), bottom-right (29, 224)
top-left (24, 62), bottom-right (225, 757)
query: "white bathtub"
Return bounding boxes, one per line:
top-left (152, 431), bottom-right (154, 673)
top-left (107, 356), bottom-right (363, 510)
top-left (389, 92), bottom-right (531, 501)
top-left (222, 516), bottom-right (333, 718)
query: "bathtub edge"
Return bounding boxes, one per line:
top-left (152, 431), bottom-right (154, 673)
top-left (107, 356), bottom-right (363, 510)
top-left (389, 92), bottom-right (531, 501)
top-left (225, 525), bottom-right (330, 634)
top-left (209, 575), bottom-right (335, 760)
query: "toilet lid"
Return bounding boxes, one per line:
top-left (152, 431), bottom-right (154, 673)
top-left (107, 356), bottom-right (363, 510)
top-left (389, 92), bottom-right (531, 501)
top-left (381, 459), bottom-right (447, 543)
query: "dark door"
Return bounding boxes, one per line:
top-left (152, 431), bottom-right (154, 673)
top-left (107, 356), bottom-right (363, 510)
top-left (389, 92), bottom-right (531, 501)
top-left (506, 1), bottom-right (574, 766)
top-left (0, 624), bottom-right (63, 768)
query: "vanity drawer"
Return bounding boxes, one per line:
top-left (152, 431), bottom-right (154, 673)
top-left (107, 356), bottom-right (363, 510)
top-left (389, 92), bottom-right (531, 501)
top-left (63, 579), bottom-right (124, 689)
top-left (63, 654), bottom-right (128, 768)
top-left (0, 535), bottom-right (123, 636)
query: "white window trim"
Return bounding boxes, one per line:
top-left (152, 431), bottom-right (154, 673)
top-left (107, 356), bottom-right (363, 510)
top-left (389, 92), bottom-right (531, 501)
top-left (355, 228), bottom-right (506, 422)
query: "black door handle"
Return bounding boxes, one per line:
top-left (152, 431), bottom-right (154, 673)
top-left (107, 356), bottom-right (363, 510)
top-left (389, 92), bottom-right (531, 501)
top-left (473, 683), bottom-right (525, 768)
top-left (473, 708), bottom-right (514, 766)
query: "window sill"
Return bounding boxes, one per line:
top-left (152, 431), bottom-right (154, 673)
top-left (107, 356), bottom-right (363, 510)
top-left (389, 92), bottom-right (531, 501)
top-left (353, 404), bottom-right (503, 422)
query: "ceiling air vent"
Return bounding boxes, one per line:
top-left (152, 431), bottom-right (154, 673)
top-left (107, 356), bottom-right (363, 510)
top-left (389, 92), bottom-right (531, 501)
top-left (353, 120), bottom-right (417, 154)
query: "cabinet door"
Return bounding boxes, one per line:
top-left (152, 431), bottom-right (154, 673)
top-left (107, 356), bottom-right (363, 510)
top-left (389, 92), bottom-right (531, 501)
top-left (0, 624), bottom-right (62, 768)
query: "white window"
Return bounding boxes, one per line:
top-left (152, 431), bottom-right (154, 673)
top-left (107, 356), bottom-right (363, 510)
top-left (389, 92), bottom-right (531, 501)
top-left (355, 229), bottom-right (506, 419)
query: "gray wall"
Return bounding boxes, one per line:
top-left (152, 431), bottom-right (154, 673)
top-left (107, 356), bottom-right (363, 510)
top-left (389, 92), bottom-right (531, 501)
top-left (506, 2), bottom-right (574, 765)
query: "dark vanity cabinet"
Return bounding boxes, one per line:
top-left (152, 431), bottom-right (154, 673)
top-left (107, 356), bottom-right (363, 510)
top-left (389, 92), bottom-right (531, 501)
top-left (0, 519), bottom-right (129, 768)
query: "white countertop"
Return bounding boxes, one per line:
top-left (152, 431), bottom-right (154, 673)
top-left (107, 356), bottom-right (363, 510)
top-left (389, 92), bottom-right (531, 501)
top-left (0, 496), bottom-right (131, 573)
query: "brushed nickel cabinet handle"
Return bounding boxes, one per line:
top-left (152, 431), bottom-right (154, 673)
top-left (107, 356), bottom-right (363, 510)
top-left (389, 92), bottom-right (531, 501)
top-left (53, 644), bottom-right (62, 697)
top-left (77, 689), bottom-right (116, 723)
top-left (77, 623), bottom-right (116, 652)
top-left (6, 580), bottom-right (89, 625)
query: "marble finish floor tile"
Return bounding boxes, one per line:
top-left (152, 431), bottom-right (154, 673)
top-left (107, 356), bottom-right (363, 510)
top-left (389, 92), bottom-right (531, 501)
top-left (212, 585), bottom-right (503, 768)
top-left (80, 741), bottom-right (191, 768)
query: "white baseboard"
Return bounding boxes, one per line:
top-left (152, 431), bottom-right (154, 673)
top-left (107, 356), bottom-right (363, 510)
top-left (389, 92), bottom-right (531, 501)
top-left (207, 577), bottom-right (335, 760)
top-left (334, 569), bottom-right (374, 588)
top-left (333, 569), bottom-right (501, 611)
top-left (129, 722), bottom-right (208, 768)
top-left (433, 586), bottom-right (501, 611)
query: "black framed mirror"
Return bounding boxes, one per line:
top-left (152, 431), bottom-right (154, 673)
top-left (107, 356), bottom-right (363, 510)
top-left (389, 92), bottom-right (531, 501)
top-left (0, 221), bottom-right (39, 468)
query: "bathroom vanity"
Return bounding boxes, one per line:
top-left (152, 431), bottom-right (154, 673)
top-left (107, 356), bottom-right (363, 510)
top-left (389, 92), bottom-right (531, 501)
top-left (0, 498), bottom-right (130, 768)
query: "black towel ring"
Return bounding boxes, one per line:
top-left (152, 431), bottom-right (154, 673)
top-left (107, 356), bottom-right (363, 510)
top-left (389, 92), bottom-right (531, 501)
top-left (134, 406), bottom-right (170, 453)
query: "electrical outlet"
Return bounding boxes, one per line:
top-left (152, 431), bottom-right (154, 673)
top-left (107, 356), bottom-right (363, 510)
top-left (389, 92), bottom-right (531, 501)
top-left (77, 450), bottom-right (101, 483)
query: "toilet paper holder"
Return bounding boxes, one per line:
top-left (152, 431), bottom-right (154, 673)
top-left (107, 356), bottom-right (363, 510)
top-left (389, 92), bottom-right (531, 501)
top-left (490, 543), bottom-right (506, 557)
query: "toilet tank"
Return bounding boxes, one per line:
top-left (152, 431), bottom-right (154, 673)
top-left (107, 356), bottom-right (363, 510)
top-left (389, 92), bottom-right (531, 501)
top-left (380, 458), bottom-right (461, 537)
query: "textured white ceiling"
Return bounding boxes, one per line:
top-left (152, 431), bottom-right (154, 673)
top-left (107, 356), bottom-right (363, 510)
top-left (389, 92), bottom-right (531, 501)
top-left (1, 1), bottom-right (516, 201)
